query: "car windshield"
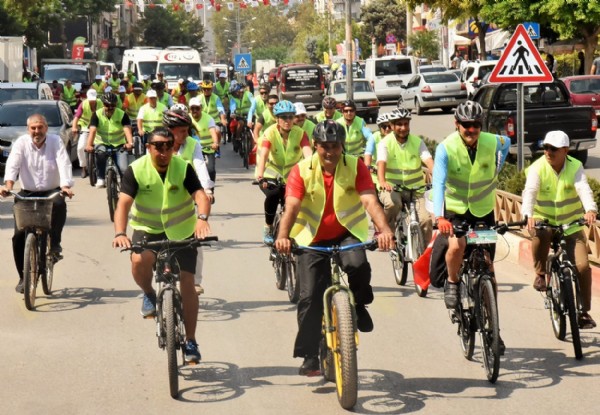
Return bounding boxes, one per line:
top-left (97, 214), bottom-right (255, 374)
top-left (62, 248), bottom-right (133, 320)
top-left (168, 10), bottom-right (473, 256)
top-left (0, 88), bottom-right (38, 103)
top-left (569, 79), bottom-right (600, 94)
top-left (0, 104), bottom-right (61, 127)
top-left (423, 73), bottom-right (459, 83)
top-left (420, 66), bottom-right (446, 73)
top-left (158, 63), bottom-right (201, 81)
top-left (375, 59), bottom-right (412, 76)
top-left (138, 61), bottom-right (157, 79)
top-left (333, 81), bottom-right (371, 94)
top-left (44, 68), bottom-right (89, 84)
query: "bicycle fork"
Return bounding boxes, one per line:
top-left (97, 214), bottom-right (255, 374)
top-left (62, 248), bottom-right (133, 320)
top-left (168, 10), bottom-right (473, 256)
top-left (322, 283), bottom-right (359, 349)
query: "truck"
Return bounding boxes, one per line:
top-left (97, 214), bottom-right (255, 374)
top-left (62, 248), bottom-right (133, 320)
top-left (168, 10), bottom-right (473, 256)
top-left (41, 59), bottom-right (95, 92)
top-left (0, 37), bottom-right (24, 82)
top-left (156, 46), bottom-right (202, 87)
top-left (472, 80), bottom-right (597, 165)
top-left (121, 47), bottom-right (161, 81)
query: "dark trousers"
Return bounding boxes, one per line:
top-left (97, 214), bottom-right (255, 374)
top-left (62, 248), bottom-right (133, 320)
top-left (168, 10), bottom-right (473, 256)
top-left (203, 151), bottom-right (216, 183)
top-left (12, 189), bottom-right (66, 280)
top-left (293, 233), bottom-right (373, 358)
top-left (260, 184), bottom-right (284, 225)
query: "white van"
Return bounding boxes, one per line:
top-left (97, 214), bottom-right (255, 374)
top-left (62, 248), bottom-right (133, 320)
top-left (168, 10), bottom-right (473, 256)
top-left (213, 63), bottom-right (228, 80)
top-left (365, 56), bottom-right (418, 101)
top-left (121, 47), bottom-right (161, 81)
top-left (156, 46), bottom-right (202, 87)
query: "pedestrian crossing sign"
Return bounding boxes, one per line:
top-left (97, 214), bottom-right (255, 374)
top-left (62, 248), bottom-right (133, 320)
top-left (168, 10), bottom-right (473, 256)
top-left (488, 24), bottom-right (553, 83)
top-left (234, 53), bottom-right (252, 74)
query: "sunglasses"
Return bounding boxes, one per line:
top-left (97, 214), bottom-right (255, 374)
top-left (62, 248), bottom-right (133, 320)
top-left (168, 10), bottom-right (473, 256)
top-left (267, 101), bottom-right (278, 106)
top-left (260, 91), bottom-right (268, 95)
top-left (380, 124), bottom-right (391, 130)
top-left (190, 106), bottom-right (202, 110)
top-left (148, 141), bottom-right (174, 151)
top-left (460, 121), bottom-right (482, 129)
top-left (543, 145), bottom-right (560, 152)
top-left (343, 109), bottom-right (356, 113)
top-left (279, 115), bottom-right (294, 120)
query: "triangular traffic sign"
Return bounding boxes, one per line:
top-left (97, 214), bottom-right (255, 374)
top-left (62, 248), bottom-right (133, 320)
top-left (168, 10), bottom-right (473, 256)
top-left (238, 58), bottom-right (249, 70)
top-left (488, 24), bottom-right (553, 83)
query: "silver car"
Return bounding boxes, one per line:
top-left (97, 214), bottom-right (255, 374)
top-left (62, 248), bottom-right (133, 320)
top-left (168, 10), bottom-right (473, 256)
top-left (398, 72), bottom-right (467, 115)
top-left (327, 79), bottom-right (380, 123)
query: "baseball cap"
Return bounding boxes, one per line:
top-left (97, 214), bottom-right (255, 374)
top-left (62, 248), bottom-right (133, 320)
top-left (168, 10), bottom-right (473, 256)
top-left (95, 74), bottom-right (103, 80)
top-left (293, 102), bottom-right (307, 115)
top-left (189, 97), bottom-right (202, 107)
top-left (146, 90), bottom-right (157, 98)
top-left (219, 72), bottom-right (227, 79)
top-left (118, 85), bottom-right (126, 93)
top-left (104, 86), bottom-right (112, 93)
top-left (86, 89), bottom-right (97, 100)
top-left (543, 130), bottom-right (569, 148)
top-left (132, 83), bottom-right (143, 91)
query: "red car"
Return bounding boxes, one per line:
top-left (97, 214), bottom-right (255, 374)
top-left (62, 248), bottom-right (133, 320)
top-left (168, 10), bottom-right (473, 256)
top-left (561, 75), bottom-right (600, 115)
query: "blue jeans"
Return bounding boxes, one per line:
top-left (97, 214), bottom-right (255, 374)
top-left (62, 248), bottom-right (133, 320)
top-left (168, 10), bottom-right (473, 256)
top-left (94, 144), bottom-right (128, 180)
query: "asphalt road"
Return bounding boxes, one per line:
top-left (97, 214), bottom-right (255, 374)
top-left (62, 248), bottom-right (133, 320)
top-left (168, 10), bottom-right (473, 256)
top-left (1, 143), bottom-right (599, 414)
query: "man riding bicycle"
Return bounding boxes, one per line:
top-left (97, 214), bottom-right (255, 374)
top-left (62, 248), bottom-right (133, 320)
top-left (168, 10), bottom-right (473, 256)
top-left (229, 81), bottom-right (256, 145)
top-left (136, 89), bottom-right (167, 150)
top-left (274, 120), bottom-right (394, 375)
top-left (293, 102), bottom-right (316, 143)
top-left (199, 80), bottom-right (228, 145)
top-left (72, 89), bottom-right (103, 179)
top-left (314, 96), bottom-right (342, 123)
top-left (112, 127), bottom-right (212, 363)
top-left (188, 97), bottom-right (220, 184)
top-left (336, 100), bottom-right (374, 157)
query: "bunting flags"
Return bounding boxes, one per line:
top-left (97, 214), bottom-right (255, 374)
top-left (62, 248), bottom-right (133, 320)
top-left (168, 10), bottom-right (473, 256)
top-left (138, 0), bottom-right (288, 12)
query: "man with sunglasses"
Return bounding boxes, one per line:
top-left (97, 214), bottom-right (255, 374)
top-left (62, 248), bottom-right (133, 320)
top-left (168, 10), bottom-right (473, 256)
top-left (199, 80), bottom-right (227, 147)
top-left (113, 127), bottom-right (211, 363)
top-left (188, 98), bottom-right (219, 186)
top-left (254, 83), bottom-right (271, 119)
top-left (293, 102), bottom-right (316, 143)
top-left (253, 94), bottom-right (278, 140)
top-left (336, 100), bottom-right (374, 157)
top-left (314, 96), bottom-right (342, 123)
top-left (432, 101), bottom-right (510, 315)
top-left (522, 131), bottom-right (597, 329)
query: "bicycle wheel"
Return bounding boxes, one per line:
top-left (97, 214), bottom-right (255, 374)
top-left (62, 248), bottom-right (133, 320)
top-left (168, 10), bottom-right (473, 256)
top-left (23, 233), bottom-right (39, 311)
top-left (319, 332), bottom-right (335, 382)
top-left (285, 255), bottom-right (300, 303)
top-left (479, 277), bottom-right (500, 383)
top-left (548, 269), bottom-right (566, 340)
top-left (164, 289), bottom-right (179, 398)
top-left (133, 135), bottom-right (144, 158)
top-left (86, 152), bottom-right (97, 186)
top-left (106, 168), bottom-right (119, 222)
top-left (391, 227), bottom-right (409, 285)
top-left (562, 269), bottom-right (583, 360)
top-left (274, 254), bottom-right (286, 290)
top-left (41, 234), bottom-right (54, 295)
top-left (459, 312), bottom-right (476, 360)
top-left (242, 132), bottom-right (250, 169)
top-left (331, 291), bottom-right (358, 409)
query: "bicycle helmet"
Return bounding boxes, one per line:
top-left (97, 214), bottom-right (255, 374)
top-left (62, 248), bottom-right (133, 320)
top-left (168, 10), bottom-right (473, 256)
top-left (228, 80), bottom-right (240, 94)
top-left (259, 82), bottom-right (271, 91)
top-left (186, 82), bottom-right (199, 92)
top-left (100, 92), bottom-right (118, 106)
top-left (322, 96), bottom-right (337, 109)
top-left (200, 80), bottom-right (213, 89)
top-left (388, 107), bottom-right (412, 121)
top-left (341, 99), bottom-right (356, 110)
top-left (162, 108), bottom-right (191, 128)
top-left (170, 103), bottom-right (188, 113)
top-left (376, 113), bottom-right (389, 125)
top-left (313, 120), bottom-right (346, 145)
top-left (273, 100), bottom-right (296, 116)
top-left (454, 100), bottom-right (484, 123)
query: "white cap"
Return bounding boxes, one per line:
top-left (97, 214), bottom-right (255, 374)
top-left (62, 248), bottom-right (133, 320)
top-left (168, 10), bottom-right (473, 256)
top-left (104, 86), bottom-right (112, 93)
top-left (293, 102), bottom-right (307, 115)
top-left (178, 78), bottom-right (184, 84)
top-left (143, 75), bottom-right (150, 80)
top-left (118, 85), bottom-right (126, 93)
top-left (146, 90), bottom-right (157, 98)
top-left (86, 89), bottom-right (97, 100)
top-left (189, 97), bottom-right (202, 107)
top-left (543, 130), bottom-right (569, 148)
top-left (95, 74), bottom-right (103, 80)
top-left (219, 72), bottom-right (227, 78)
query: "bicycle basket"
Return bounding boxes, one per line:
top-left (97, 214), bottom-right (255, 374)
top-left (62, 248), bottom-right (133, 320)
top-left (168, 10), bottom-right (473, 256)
top-left (13, 199), bottom-right (53, 231)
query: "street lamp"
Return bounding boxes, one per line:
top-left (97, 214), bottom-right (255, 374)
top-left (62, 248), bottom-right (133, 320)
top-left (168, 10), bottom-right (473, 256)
top-left (223, 9), bottom-right (257, 54)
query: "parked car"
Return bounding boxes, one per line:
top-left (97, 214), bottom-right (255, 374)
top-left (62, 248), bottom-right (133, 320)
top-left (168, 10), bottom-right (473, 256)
top-left (561, 75), bottom-right (600, 116)
top-left (0, 100), bottom-right (78, 171)
top-left (326, 79), bottom-right (380, 123)
top-left (276, 64), bottom-right (325, 108)
top-left (418, 65), bottom-right (447, 73)
top-left (0, 82), bottom-right (53, 104)
top-left (364, 56), bottom-right (418, 102)
top-left (397, 72), bottom-right (467, 115)
top-left (461, 60), bottom-right (497, 98)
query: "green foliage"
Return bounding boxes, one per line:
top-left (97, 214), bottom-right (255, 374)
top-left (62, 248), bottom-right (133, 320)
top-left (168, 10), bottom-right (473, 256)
top-left (408, 31), bottom-right (439, 62)
top-left (587, 177), bottom-right (600, 215)
top-left (555, 52), bottom-right (582, 78)
top-left (420, 135), bottom-right (438, 157)
top-left (134, 7), bottom-right (204, 50)
top-left (360, 0), bottom-right (407, 46)
top-left (497, 161), bottom-right (527, 195)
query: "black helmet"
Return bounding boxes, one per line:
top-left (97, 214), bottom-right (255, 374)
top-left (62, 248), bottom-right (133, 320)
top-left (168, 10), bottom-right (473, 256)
top-left (101, 92), bottom-right (118, 106)
top-left (341, 99), bottom-right (356, 110)
top-left (313, 120), bottom-right (346, 145)
top-left (162, 108), bottom-right (191, 128)
top-left (455, 100), bottom-right (484, 123)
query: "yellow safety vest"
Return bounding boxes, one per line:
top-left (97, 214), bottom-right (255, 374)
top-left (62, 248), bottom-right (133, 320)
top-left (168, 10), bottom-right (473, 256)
top-left (141, 102), bottom-right (167, 132)
top-left (263, 124), bottom-right (304, 181)
top-left (129, 155), bottom-right (196, 240)
top-left (232, 92), bottom-right (252, 115)
top-left (301, 119), bottom-right (316, 144)
top-left (369, 131), bottom-right (383, 183)
top-left (179, 136), bottom-right (200, 164)
top-left (201, 93), bottom-right (220, 123)
top-left (78, 99), bottom-right (103, 129)
top-left (91, 82), bottom-right (105, 93)
top-left (290, 153), bottom-right (369, 245)
top-left (125, 93), bottom-right (146, 119)
top-left (315, 110), bottom-right (342, 123)
top-left (192, 115), bottom-right (214, 154)
top-left (215, 81), bottom-right (230, 100)
top-left (62, 86), bottom-right (77, 106)
top-left (109, 78), bottom-right (121, 90)
top-left (255, 98), bottom-right (266, 118)
top-left (94, 108), bottom-right (126, 146)
top-left (158, 93), bottom-right (170, 107)
top-left (381, 132), bottom-right (425, 189)
top-left (337, 116), bottom-right (366, 156)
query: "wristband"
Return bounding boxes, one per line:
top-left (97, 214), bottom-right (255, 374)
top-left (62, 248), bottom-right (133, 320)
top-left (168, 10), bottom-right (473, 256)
top-left (115, 232), bottom-right (127, 238)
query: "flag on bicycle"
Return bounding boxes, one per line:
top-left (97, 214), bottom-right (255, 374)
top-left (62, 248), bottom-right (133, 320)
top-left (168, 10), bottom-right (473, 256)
top-left (412, 230), bottom-right (438, 291)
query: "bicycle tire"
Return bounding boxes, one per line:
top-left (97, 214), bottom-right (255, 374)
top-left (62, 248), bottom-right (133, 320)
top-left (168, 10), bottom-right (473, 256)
top-left (410, 223), bottom-right (426, 296)
top-left (23, 233), bottom-right (38, 311)
top-left (106, 168), bottom-right (119, 222)
top-left (479, 277), bottom-right (500, 383)
top-left (133, 135), bottom-right (144, 159)
top-left (392, 227), bottom-right (409, 285)
top-left (87, 152), bottom-right (97, 187)
top-left (459, 311), bottom-right (476, 360)
top-left (562, 269), bottom-right (583, 360)
top-left (164, 289), bottom-right (179, 398)
top-left (285, 255), bottom-right (300, 304)
top-left (548, 270), bottom-right (566, 340)
top-left (331, 291), bottom-right (358, 409)
top-left (320, 332), bottom-right (335, 382)
top-left (242, 131), bottom-right (250, 169)
top-left (41, 235), bottom-right (54, 295)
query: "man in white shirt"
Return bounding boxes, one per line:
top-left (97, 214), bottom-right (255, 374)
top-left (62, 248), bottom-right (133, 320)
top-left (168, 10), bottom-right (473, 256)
top-left (1, 114), bottom-right (74, 293)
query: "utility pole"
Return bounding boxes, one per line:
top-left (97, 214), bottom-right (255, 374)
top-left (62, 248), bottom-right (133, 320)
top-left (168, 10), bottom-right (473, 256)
top-left (345, 0), bottom-right (353, 100)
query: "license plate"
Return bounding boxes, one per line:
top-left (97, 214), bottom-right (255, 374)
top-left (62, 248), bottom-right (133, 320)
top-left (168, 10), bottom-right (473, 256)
top-left (440, 97), bottom-right (453, 102)
top-left (466, 229), bottom-right (497, 245)
top-left (387, 81), bottom-right (402, 87)
top-left (296, 94), bottom-right (311, 99)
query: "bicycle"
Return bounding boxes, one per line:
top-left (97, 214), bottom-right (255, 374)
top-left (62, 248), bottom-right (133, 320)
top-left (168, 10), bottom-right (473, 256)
top-left (442, 219), bottom-right (525, 383)
top-left (131, 125), bottom-right (145, 159)
top-left (253, 178), bottom-right (299, 303)
top-left (91, 146), bottom-right (127, 222)
top-left (536, 218), bottom-right (586, 360)
top-left (388, 184), bottom-right (430, 296)
top-left (122, 236), bottom-right (219, 399)
top-left (292, 239), bottom-right (378, 410)
top-left (11, 191), bottom-right (65, 311)
top-left (233, 114), bottom-right (253, 169)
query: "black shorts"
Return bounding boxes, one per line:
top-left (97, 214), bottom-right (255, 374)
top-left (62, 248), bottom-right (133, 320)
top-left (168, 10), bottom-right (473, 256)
top-left (131, 230), bottom-right (197, 274)
top-left (445, 210), bottom-right (496, 259)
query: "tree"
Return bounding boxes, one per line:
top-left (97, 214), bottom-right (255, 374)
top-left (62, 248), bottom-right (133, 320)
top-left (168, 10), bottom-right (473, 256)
top-left (133, 7), bottom-right (204, 50)
top-left (361, 0), bottom-right (407, 48)
top-left (409, 30), bottom-right (439, 62)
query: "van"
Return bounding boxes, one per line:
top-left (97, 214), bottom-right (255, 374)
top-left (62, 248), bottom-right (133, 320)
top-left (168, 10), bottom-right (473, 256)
top-left (277, 64), bottom-right (324, 108)
top-left (461, 60), bottom-right (497, 98)
top-left (213, 63), bottom-right (228, 80)
top-left (121, 47), bottom-right (161, 81)
top-left (0, 82), bottom-right (53, 104)
top-left (157, 46), bottom-right (202, 87)
top-left (365, 56), bottom-right (418, 101)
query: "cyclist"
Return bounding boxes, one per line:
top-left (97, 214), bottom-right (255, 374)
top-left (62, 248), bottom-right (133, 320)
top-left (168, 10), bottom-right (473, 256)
top-left (123, 82), bottom-right (146, 121)
top-left (108, 71), bottom-right (121, 91)
top-left (188, 97), bottom-right (220, 184)
top-left (254, 83), bottom-right (271, 119)
top-left (521, 130), bottom-right (597, 329)
top-left (60, 79), bottom-right (78, 113)
top-left (86, 92), bottom-right (134, 188)
top-left (112, 127), bottom-right (211, 363)
top-left (90, 74), bottom-right (106, 94)
top-left (274, 120), bottom-right (394, 375)
top-left (116, 85), bottom-right (127, 110)
top-left (364, 113), bottom-right (391, 182)
top-left (214, 72), bottom-right (231, 117)
top-left (255, 100), bottom-right (312, 244)
top-left (336, 100), bottom-right (374, 157)
top-left (293, 102), bottom-right (316, 144)
top-left (199, 80), bottom-right (228, 145)
top-left (314, 96), bottom-right (342, 123)
top-left (72, 89), bottom-right (103, 178)
top-left (153, 80), bottom-right (173, 108)
top-left (170, 78), bottom-right (185, 102)
top-left (229, 81), bottom-right (256, 146)
top-left (432, 101), bottom-right (510, 312)
top-left (136, 89), bottom-right (167, 148)
top-left (376, 107), bottom-right (433, 242)
top-left (1, 114), bottom-right (74, 293)
top-left (253, 94), bottom-right (278, 140)
top-left (183, 81), bottom-right (201, 106)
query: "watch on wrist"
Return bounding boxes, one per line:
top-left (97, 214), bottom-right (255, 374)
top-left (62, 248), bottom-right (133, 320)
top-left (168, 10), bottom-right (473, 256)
top-left (197, 214), bottom-right (208, 221)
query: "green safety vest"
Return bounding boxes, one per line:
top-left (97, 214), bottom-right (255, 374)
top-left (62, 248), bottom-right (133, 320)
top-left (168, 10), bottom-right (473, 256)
top-left (529, 155), bottom-right (585, 236)
top-left (443, 131), bottom-right (498, 217)
top-left (94, 108), bottom-right (126, 146)
top-left (109, 78), bottom-right (121, 90)
top-left (78, 99), bottom-right (103, 129)
top-left (290, 153), bottom-right (369, 245)
top-left (192, 115), bottom-right (214, 154)
top-left (158, 93), bottom-right (170, 107)
top-left (301, 119), bottom-right (316, 144)
top-left (232, 92), bottom-right (252, 115)
top-left (125, 93), bottom-right (146, 119)
top-left (381, 132), bottom-right (425, 189)
top-left (255, 97), bottom-right (266, 118)
top-left (129, 155), bottom-right (196, 240)
top-left (263, 125), bottom-right (304, 181)
top-left (337, 116), bottom-right (366, 156)
top-left (91, 82), bottom-right (105, 93)
top-left (201, 93), bottom-right (220, 123)
top-left (62, 86), bottom-right (77, 106)
top-left (370, 131), bottom-right (383, 184)
top-left (215, 81), bottom-right (230, 100)
top-left (141, 102), bottom-right (167, 132)
top-left (179, 136), bottom-right (200, 163)
top-left (315, 110), bottom-right (342, 123)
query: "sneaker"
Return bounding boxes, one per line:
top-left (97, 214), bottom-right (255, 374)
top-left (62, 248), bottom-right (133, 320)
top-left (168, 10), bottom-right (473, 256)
top-left (184, 339), bottom-right (201, 363)
top-left (263, 225), bottom-right (274, 245)
top-left (299, 356), bottom-right (320, 376)
top-left (444, 282), bottom-right (460, 309)
top-left (215, 150), bottom-right (221, 158)
top-left (533, 274), bottom-right (547, 292)
top-left (95, 179), bottom-right (106, 188)
top-left (195, 284), bottom-right (204, 296)
top-left (140, 292), bottom-right (156, 318)
top-left (15, 279), bottom-right (24, 293)
top-left (50, 245), bottom-right (64, 262)
top-left (81, 166), bottom-right (88, 178)
top-left (578, 312), bottom-right (597, 329)
top-left (355, 304), bottom-right (374, 332)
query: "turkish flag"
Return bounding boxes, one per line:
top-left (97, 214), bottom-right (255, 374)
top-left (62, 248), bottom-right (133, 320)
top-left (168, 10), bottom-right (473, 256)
top-left (263, 0), bottom-right (269, 4)
top-left (215, 3), bottom-right (221, 11)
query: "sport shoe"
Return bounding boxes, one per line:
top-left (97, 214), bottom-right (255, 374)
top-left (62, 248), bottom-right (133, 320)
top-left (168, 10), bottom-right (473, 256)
top-left (263, 225), bottom-right (274, 245)
top-left (533, 274), bottom-right (547, 291)
top-left (299, 356), bottom-right (320, 376)
top-left (355, 304), bottom-right (374, 332)
top-left (95, 179), bottom-right (106, 188)
top-left (81, 166), bottom-right (88, 178)
top-left (215, 149), bottom-right (221, 158)
top-left (184, 339), bottom-right (201, 363)
top-left (578, 312), bottom-right (597, 329)
top-left (195, 284), bottom-right (204, 296)
top-left (499, 336), bottom-right (506, 356)
top-left (140, 292), bottom-right (156, 318)
top-left (444, 282), bottom-right (460, 309)
top-left (15, 278), bottom-right (24, 293)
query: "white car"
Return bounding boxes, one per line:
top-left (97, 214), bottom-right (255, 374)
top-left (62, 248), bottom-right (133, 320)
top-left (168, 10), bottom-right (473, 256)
top-left (461, 61), bottom-right (497, 99)
top-left (0, 82), bottom-right (53, 104)
top-left (398, 73), bottom-right (467, 115)
top-left (326, 79), bottom-right (380, 123)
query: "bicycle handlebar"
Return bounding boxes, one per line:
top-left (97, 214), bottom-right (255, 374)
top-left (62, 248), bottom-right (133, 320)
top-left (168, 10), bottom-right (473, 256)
top-left (534, 218), bottom-right (586, 231)
top-left (391, 183), bottom-right (431, 193)
top-left (120, 236), bottom-right (219, 254)
top-left (433, 219), bottom-right (527, 236)
top-left (8, 190), bottom-right (65, 201)
top-left (291, 239), bottom-right (378, 255)
top-left (252, 177), bottom-right (285, 189)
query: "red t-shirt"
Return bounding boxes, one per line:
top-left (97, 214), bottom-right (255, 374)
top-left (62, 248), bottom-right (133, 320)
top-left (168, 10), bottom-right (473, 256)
top-left (286, 158), bottom-right (374, 243)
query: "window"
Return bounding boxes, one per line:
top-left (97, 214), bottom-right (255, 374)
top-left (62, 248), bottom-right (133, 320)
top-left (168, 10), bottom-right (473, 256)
top-left (375, 59), bottom-right (413, 76)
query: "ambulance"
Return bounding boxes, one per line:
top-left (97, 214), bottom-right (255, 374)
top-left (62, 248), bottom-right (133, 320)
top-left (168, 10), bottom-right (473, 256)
top-left (121, 47), bottom-right (162, 81)
top-left (156, 46), bottom-right (202, 88)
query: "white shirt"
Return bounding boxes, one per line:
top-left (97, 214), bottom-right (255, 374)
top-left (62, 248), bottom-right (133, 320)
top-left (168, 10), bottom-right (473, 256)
top-left (376, 138), bottom-right (432, 163)
top-left (177, 139), bottom-right (215, 190)
top-left (521, 160), bottom-right (597, 218)
top-left (136, 103), bottom-right (166, 120)
top-left (4, 133), bottom-right (74, 191)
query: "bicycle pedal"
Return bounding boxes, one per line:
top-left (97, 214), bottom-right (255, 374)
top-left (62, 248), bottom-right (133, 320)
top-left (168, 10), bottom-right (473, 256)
top-left (143, 314), bottom-right (156, 320)
top-left (185, 361), bottom-right (199, 366)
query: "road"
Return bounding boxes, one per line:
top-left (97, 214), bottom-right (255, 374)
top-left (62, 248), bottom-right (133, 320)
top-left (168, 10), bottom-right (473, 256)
top-left (1, 130), bottom-right (600, 414)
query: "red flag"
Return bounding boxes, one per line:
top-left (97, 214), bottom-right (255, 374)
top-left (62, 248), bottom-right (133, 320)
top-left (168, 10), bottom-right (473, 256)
top-left (263, 0), bottom-right (269, 4)
top-left (240, 2), bottom-right (247, 8)
top-left (412, 231), bottom-right (438, 291)
top-left (215, 3), bottom-right (221, 11)
top-left (283, 0), bottom-right (289, 3)
top-left (196, 3), bottom-right (203, 9)
top-left (210, 0), bottom-right (215, 5)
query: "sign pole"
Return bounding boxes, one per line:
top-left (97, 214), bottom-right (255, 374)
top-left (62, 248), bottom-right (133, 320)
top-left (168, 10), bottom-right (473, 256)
top-left (517, 83), bottom-right (525, 171)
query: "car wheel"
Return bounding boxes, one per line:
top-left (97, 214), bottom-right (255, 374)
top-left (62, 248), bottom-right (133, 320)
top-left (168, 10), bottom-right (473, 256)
top-left (415, 99), bottom-right (424, 115)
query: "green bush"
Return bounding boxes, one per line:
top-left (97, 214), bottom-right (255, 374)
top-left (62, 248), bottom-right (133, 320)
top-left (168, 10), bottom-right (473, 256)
top-left (420, 135), bottom-right (438, 156)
